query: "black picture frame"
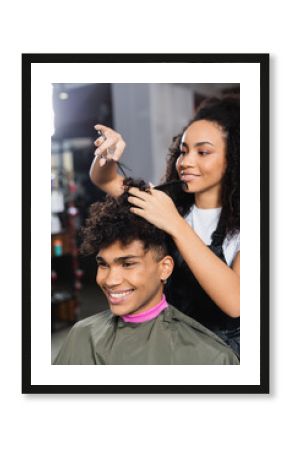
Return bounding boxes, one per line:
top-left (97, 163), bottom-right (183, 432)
top-left (22, 53), bottom-right (269, 394)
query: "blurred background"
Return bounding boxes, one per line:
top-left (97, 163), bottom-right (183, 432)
top-left (51, 82), bottom-right (240, 361)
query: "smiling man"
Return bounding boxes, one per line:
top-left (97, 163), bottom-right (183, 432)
top-left (54, 179), bottom-right (239, 365)
top-left (95, 239), bottom-right (172, 318)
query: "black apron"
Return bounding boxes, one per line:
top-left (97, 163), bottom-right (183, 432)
top-left (166, 226), bottom-right (240, 358)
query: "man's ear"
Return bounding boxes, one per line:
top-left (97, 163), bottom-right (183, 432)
top-left (159, 255), bottom-right (174, 283)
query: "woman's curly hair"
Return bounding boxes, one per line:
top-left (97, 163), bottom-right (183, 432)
top-left (163, 95), bottom-right (240, 236)
top-left (80, 178), bottom-right (171, 259)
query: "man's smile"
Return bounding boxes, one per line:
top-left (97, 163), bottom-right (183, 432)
top-left (105, 288), bottom-right (136, 304)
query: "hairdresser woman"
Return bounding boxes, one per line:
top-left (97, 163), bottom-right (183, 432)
top-left (89, 96), bottom-right (240, 357)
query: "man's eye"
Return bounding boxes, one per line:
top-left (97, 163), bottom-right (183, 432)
top-left (122, 262), bottom-right (135, 268)
top-left (97, 263), bottom-right (108, 268)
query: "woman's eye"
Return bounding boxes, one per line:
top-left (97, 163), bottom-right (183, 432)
top-left (198, 151), bottom-right (209, 156)
top-left (178, 144), bottom-right (186, 154)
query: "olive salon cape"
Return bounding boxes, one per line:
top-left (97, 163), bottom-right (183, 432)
top-left (53, 305), bottom-right (239, 365)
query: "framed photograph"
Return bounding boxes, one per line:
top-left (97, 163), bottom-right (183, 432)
top-left (22, 53), bottom-right (269, 394)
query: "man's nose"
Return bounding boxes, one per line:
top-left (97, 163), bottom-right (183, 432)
top-left (103, 267), bottom-right (123, 287)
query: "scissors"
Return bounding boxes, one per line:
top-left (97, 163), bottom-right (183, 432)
top-left (94, 130), bottom-right (132, 178)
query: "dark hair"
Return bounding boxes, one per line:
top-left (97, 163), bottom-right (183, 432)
top-left (163, 95), bottom-right (240, 236)
top-left (80, 178), bottom-right (171, 259)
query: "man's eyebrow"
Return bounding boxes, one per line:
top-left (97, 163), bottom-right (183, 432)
top-left (96, 256), bottom-right (106, 263)
top-left (181, 141), bottom-right (214, 149)
top-left (96, 255), bottom-right (142, 263)
top-left (115, 255), bottom-right (142, 262)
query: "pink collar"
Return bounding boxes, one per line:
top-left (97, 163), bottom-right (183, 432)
top-left (121, 294), bottom-right (168, 323)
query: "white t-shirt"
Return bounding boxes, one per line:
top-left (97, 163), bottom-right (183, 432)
top-left (184, 205), bottom-right (240, 267)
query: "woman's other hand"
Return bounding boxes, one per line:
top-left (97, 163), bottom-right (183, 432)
top-left (127, 187), bottom-right (183, 236)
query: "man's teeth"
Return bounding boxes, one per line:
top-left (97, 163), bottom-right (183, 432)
top-left (109, 290), bottom-right (133, 298)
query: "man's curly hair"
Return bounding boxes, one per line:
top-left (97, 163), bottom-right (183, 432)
top-left (80, 178), bottom-right (171, 260)
top-left (163, 95), bottom-right (240, 236)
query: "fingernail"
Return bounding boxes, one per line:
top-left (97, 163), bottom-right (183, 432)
top-left (99, 158), bottom-right (106, 167)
